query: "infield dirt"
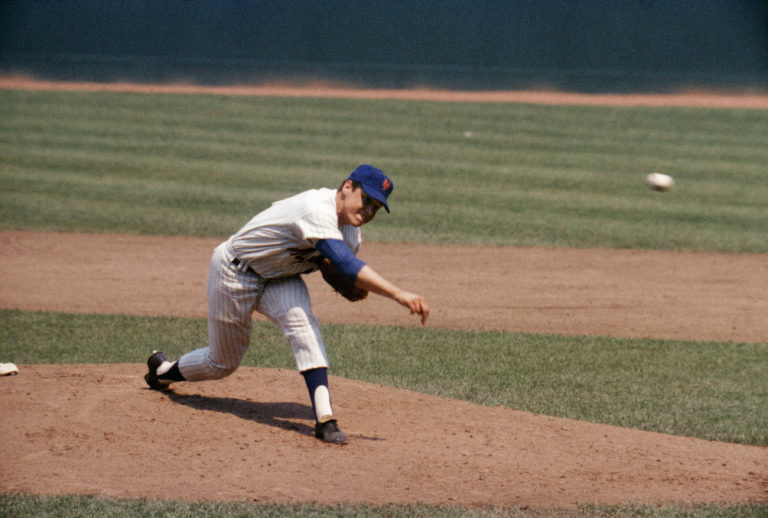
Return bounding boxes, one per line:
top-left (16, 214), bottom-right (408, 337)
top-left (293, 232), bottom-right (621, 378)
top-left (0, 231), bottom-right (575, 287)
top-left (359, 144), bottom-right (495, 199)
top-left (0, 80), bottom-right (766, 509)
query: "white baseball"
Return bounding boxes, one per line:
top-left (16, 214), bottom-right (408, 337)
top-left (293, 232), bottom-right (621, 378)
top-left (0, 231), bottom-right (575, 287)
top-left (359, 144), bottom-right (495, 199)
top-left (646, 172), bottom-right (674, 191)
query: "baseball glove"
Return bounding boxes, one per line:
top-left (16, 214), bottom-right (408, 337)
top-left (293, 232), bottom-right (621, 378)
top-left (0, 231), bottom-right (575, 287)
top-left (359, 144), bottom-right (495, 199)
top-left (319, 260), bottom-right (368, 302)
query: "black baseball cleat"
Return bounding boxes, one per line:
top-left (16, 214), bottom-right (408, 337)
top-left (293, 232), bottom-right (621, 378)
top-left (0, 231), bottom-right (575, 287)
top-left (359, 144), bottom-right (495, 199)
top-left (144, 350), bottom-right (171, 391)
top-left (314, 419), bottom-right (348, 444)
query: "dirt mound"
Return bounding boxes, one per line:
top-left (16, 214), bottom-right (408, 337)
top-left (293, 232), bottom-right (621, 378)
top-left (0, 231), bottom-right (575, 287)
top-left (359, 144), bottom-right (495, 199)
top-left (1, 364), bottom-right (765, 508)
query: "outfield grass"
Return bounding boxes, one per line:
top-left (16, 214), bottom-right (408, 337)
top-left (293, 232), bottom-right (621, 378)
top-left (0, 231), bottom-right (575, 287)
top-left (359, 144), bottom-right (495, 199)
top-left (1, 89), bottom-right (766, 251)
top-left (2, 309), bottom-right (765, 446)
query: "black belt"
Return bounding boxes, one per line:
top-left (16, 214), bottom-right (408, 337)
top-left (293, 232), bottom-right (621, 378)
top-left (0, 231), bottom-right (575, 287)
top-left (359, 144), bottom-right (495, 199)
top-left (232, 257), bottom-right (257, 275)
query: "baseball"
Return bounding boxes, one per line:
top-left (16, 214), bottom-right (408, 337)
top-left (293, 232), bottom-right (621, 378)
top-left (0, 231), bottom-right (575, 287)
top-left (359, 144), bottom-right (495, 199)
top-left (646, 172), bottom-right (674, 191)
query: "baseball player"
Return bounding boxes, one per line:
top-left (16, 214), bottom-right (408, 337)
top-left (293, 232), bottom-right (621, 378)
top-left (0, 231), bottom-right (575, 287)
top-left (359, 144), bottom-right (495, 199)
top-left (145, 164), bottom-right (429, 444)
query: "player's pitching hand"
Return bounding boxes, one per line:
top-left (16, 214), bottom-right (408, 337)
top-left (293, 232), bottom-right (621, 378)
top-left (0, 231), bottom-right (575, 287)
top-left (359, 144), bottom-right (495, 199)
top-left (398, 291), bottom-right (430, 325)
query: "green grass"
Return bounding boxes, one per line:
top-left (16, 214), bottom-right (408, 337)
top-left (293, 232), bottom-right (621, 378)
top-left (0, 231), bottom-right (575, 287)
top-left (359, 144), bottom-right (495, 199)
top-left (1, 89), bottom-right (767, 251)
top-left (1, 494), bottom-right (765, 518)
top-left (2, 309), bottom-right (765, 446)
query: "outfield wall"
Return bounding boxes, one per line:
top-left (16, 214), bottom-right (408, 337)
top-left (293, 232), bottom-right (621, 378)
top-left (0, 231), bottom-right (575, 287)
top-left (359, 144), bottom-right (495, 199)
top-left (1, 0), bottom-right (766, 92)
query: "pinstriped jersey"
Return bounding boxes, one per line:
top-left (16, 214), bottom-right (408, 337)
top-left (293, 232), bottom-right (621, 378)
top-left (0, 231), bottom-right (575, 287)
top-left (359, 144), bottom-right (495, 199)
top-left (228, 188), bottom-right (361, 279)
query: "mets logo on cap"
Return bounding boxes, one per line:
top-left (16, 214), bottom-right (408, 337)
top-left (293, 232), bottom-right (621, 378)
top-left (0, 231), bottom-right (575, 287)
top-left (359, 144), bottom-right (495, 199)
top-left (348, 164), bottom-right (394, 213)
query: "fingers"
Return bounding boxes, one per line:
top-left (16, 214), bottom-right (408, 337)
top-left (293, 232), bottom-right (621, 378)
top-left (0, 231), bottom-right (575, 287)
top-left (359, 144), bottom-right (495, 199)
top-left (418, 304), bottom-right (430, 325)
top-left (395, 290), bottom-right (430, 325)
top-left (408, 296), bottom-right (430, 325)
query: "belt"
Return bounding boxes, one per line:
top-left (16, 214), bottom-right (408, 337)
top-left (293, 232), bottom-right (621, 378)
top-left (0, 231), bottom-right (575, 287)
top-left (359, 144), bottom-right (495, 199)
top-left (232, 257), bottom-right (258, 275)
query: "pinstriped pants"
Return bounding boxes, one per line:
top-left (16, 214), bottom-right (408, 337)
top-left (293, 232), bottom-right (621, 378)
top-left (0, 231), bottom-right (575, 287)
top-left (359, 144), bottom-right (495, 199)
top-left (178, 242), bottom-right (329, 381)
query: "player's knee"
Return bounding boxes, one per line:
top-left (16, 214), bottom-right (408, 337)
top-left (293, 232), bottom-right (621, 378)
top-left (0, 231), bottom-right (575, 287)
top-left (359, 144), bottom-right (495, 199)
top-left (274, 306), bottom-right (317, 337)
top-left (209, 364), bottom-right (238, 379)
top-left (203, 356), bottom-right (239, 380)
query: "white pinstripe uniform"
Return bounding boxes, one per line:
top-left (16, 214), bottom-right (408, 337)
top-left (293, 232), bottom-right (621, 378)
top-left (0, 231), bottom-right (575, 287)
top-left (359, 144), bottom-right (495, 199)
top-left (177, 188), bottom-right (361, 381)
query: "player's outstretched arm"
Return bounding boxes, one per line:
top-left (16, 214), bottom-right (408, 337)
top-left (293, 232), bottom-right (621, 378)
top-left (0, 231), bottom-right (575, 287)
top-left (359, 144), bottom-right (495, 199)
top-left (355, 265), bottom-right (430, 325)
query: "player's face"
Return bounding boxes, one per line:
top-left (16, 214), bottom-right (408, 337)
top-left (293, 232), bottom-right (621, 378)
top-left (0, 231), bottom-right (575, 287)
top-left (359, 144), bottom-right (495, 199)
top-left (339, 181), bottom-right (383, 227)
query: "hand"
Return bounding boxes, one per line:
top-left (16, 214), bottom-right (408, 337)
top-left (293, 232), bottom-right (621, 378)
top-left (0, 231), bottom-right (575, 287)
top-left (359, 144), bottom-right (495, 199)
top-left (353, 265), bottom-right (430, 324)
top-left (396, 291), bottom-right (430, 325)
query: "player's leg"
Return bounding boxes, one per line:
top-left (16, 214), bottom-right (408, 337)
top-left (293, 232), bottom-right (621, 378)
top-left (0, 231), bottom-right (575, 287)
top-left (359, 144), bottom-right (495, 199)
top-left (257, 276), bottom-right (329, 370)
top-left (146, 243), bottom-right (264, 389)
top-left (256, 276), bottom-right (347, 444)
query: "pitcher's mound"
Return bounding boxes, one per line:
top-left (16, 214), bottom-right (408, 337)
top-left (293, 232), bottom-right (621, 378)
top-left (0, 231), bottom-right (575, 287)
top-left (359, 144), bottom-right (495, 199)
top-left (1, 364), bottom-right (765, 508)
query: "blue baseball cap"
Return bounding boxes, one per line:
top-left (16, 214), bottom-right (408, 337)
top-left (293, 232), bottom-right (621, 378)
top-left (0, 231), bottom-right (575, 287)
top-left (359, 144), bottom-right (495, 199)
top-left (348, 164), bottom-right (394, 213)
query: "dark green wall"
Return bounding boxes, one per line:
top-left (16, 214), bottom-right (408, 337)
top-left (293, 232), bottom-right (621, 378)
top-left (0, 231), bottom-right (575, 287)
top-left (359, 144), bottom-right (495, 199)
top-left (2, 0), bottom-right (766, 92)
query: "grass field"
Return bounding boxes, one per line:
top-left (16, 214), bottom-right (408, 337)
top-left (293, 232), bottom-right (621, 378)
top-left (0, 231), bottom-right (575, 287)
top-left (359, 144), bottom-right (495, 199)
top-left (1, 89), bottom-right (767, 251)
top-left (1, 89), bottom-right (766, 516)
top-left (2, 493), bottom-right (766, 518)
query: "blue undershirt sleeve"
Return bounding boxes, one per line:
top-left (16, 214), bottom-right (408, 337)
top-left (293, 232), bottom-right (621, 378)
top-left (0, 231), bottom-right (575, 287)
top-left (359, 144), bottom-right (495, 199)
top-left (315, 239), bottom-right (366, 281)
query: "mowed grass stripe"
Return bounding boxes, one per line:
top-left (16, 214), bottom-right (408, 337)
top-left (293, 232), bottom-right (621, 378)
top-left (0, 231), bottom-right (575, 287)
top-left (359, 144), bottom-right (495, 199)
top-left (2, 89), bottom-right (767, 250)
